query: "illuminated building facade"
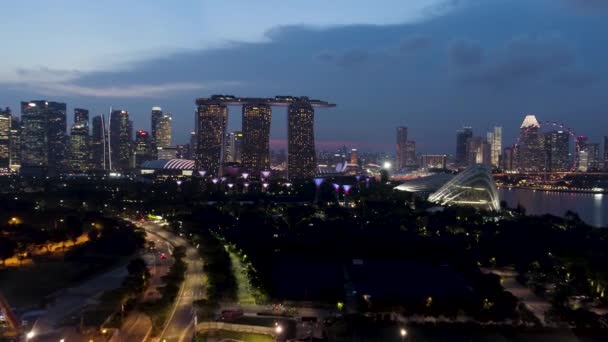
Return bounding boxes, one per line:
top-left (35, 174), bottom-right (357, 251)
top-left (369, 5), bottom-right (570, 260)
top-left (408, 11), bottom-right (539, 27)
top-left (487, 126), bottom-right (502, 168)
top-left (151, 107), bottom-right (163, 152)
top-left (544, 130), bottom-right (570, 172)
top-left (156, 113), bottom-right (172, 148)
top-left (20, 100), bottom-right (67, 172)
top-left (350, 148), bottom-right (358, 165)
top-left (406, 141), bottom-right (417, 167)
top-left (503, 146), bottom-right (515, 171)
top-left (287, 97), bottom-right (316, 179)
top-left (516, 115), bottom-right (544, 172)
top-left (242, 103), bottom-right (271, 175)
top-left (467, 136), bottom-right (491, 168)
top-left (396, 126), bottom-right (408, 171)
top-left (69, 109), bottom-right (90, 171)
top-left (195, 99), bottom-right (228, 175)
top-left (428, 165), bottom-right (500, 211)
top-left (419, 154), bottom-right (447, 170)
top-left (109, 109), bottom-right (132, 171)
top-left (91, 115), bottom-right (108, 170)
top-left (134, 130), bottom-right (153, 167)
top-left (0, 109), bottom-right (10, 170)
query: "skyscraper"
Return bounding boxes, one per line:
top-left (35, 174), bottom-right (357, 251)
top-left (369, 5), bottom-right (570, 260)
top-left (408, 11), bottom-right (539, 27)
top-left (516, 115), bottom-right (545, 172)
top-left (350, 148), bottom-right (359, 165)
top-left (242, 103), bottom-right (271, 175)
top-left (69, 109), bottom-right (90, 172)
top-left (156, 113), bottom-right (172, 149)
top-left (151, 107), bottom-right (163, 151)
top-left (587, 143), bottom-right (601, 171)
top-left (575, 135), bottom-right (588, 170)
top-left (74, 108), bottom-right (89, 126)
top-left (109, 110), bottom-right (132, 171)
top-left (134, 130), bottom-right (153, 167)
top-left (406, 141), bottom-right (417, 167)
top-left (503, 146), bottom-right (515, 171)
top-left (0, 108), bottom-right (10, 170)
top-left (20, 100), bottom-right (67, 172)
top-left (468, 136), bottom-right (491, 168)
top-left (544, 130), bottom-right (570, 172)
top-left (604, 136), bottom-right (608, 171)
top-left (195, 99), bottom-right (228, 175)
top-left (396, 127), bottom-right (408, 171)
top-left (287, 97), bottom-right (316, 179)
top-left (456, 127), bottom-right (473, 167)
top-left (487, 126), bottom-right (502, 168)
top-left (9, 116), bottom-right (21, 171)
top-left (91, 115), bottom-right (108, 170)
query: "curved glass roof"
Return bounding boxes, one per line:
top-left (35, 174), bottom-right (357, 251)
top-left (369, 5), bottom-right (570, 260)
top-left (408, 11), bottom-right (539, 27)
top-left (427, 165), bottom-right (500, 211)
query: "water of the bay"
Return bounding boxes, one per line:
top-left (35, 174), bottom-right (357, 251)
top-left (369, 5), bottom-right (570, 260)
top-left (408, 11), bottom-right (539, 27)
top-left (498, 188), bottom-right (607, 228)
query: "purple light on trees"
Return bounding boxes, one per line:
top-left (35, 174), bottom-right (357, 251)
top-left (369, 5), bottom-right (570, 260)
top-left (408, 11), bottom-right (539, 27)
top-left (355, 175), bottom-right (361, 181)
top-left (220, 177), bottom-right (226, 182)
top-left (227, 183), bottom-right (234, 189)
top-left (175, 180), bottom-right (183, 186)
top-left (332, 183), bottom-right (341, 193)
top-left (241, 173), bottom-right (249, 180)
top-left (262, 183), bottom-right (269, 188)
top-left (212, 178), bottom-right (219, 184)
top-left (198, 170), bottom-right (207, 177)
top-left (314, 178), bottom-right (324, 188)
top-left (343, 185), bottom-right (352, 195)
top-left (261, 171), bottom-right (271, 179)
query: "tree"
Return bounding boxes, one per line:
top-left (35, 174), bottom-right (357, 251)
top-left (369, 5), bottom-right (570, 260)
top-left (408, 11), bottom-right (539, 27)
top-left (65, 216), bottom-right (84, 245)
top-left (0, 237), bottom-right (17, 266)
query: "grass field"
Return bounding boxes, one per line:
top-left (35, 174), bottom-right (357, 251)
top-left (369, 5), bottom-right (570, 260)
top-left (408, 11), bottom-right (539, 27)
top-left (196, 329), bottom-right (274, 342)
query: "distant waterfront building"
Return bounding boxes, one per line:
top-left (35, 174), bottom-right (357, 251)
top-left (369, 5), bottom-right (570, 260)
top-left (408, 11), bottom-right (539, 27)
top-left (503, 146), bottom-right (515, 171)
top-left (242, 103), bottom-right (271, 175)
top-left (151, 107), bottom-right (163, 151)
top-left (544, 131), bottom-right (570, 172)
top-left (69, 109), bottom-right (90, 172)
top-left (516, 115), bottom-right (544, 172)
top-left (604, 136), bottom-right (608, 171)
top-left (456, 127), bottom-right (473, 167)
top-left (20, 100), bottom-right (67, 173)
top-left (134, 130), bottom-right (153, 167)
top-left (578, 150), bottom-right (589, 172)
top-left (586, 143), bottom-right (601, 171)
top-left (157, 146), bottom-right (179, 160)
top-left (0, 109), bottom-right (10, 170)
top-left (287, 97), bottom-right (316, 179)
top-left (487, 126), bottom-right (502, 168)
top-left (406, 141), bottom-right (417, 167)
top-left (575, 135), bottom-right (588, 170)
top-left (195, 99), bottom-right (228, 175)
top-left (396, 127), bottom-right (408, 171)
top-left (9, 117), bottom-right (22, 171)
top-left (419, 154), bottom-right (447, 170)
top-left (350, 148), bottom-right (359, 165)
top-left (109, 109), bottom-right (132, 171)
top-left (467, 136), bottom-right (491, 168)
top-left (91, 115), bottom-right (108, 170)
top-left (156, 113), bottom-right (172, 148)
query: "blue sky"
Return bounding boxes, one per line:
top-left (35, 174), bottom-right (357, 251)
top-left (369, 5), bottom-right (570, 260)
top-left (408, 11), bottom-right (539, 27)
top-left (1, 0), bottom-right (607, 152)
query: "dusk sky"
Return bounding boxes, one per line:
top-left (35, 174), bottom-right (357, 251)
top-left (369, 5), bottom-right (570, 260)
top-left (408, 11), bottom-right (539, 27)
top-left (1, 0), bottom-right (607, 153)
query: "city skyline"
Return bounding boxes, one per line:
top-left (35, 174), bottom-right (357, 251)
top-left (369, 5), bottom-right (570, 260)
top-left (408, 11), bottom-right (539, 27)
top-left (1, 1), bottom-right (607, 152)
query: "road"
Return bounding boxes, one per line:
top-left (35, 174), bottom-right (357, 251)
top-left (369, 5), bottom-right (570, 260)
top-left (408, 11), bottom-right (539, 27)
top-left (134, 220), bottom-right (205, 342)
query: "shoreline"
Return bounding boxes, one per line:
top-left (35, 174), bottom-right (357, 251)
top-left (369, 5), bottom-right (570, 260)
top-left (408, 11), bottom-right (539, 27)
top-left (496, 185), bottom-right (607, 195)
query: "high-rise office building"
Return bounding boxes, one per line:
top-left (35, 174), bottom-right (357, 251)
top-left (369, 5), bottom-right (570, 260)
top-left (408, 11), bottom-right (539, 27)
top-left (468, 136), bottom-right (492, 168)
top-left (350, 148), bottom-right (359, 165)
top-left (456, 127), bottom-right (473, 167)
top-left (151, 107), bottom-right (163, 150)
top-left (9, 116), bottom-right (21, 171)
top-left (68, 108), bottom-right (90, 172)
top-left (487, 126), bottom-right (502, 168)
top-left (20, 100), bottom-right (67, 172)
top-left (0, 108), bottom-right (10, 170)
top-left (134, 130), bottom-right (153, 167)
top-left (91, 115), bottom-right (108, 170)
top-left (586, 143), bottom-right (601, 171)
top-left (223, 131), bottom-right (243, 164)
top-left (544, 130), bottom-right (570, 172)
top-left (109, 110), bottom-right (132, 171)
top-left (604, 136), bottom-right (608, 171)
top-left (575, 135), bottom-right (588, 170)
top-left (578, 150), bottom-right (590, 172)
top-left (242, 103), bottom-right (271, 175)
top-left (287, 97), bottom-right (316, 179)
top-left (516, 115), bottom-right (544, 172)
top-left (195, 99), bottom-right (228, 175)
top-left (503, 146), bottom-right (515, 171)
top-left (74, 108), bottom-right (89, 126)
top-left (156, 113), bottom-right (172, 149)
top-left (396, 127), bottom-right (408, 171)
top-left (406, 141), bottom-right (417, 167)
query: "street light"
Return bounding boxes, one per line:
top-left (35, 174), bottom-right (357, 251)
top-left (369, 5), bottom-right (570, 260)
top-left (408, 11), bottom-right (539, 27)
top-left (383, 161), bottom-right (392, 170)
top-left (26, 331), bottom-right (35, 340)
top-left (400, 328), bottom-right (407, 339)
top-left (275, 324), bottom-right (283, 334)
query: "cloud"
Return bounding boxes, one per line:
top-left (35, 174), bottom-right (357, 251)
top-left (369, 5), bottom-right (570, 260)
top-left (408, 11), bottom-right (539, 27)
top-left (314, 49), bottom-right (370, 66)
top-left (399, 35), bottom-right (432, 52)
top-left (448, 40), bottom-right (483, 66)
top-left (457, 35), bottom-right (583, 87)
top-left (30, 81), bottom-right (240, 98)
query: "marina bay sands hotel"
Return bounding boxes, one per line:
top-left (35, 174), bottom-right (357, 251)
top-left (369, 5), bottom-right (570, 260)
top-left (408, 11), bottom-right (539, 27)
top-left (195, 95), bottom-right (336, 179)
